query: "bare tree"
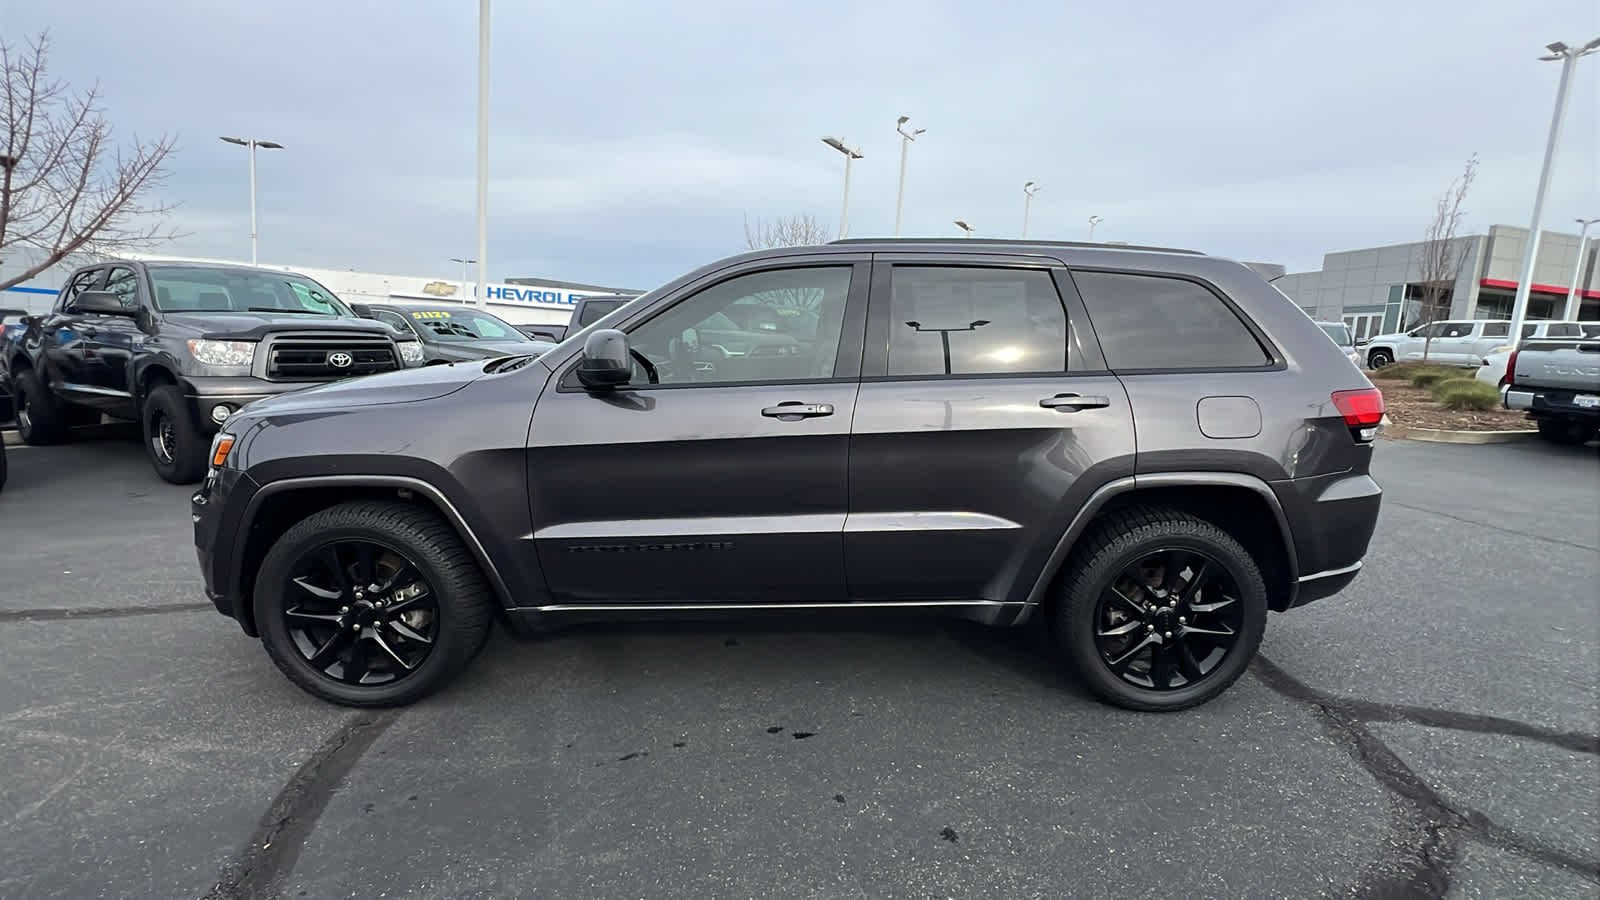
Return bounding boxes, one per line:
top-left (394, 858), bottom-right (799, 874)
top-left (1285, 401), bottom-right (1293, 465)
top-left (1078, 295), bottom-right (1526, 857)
top-left (1, 32), bottom-right (177, 290)
top-left (743, 213), bottom-right (831, 250)
top-left (1413, 153), bottom-right (1479, 360)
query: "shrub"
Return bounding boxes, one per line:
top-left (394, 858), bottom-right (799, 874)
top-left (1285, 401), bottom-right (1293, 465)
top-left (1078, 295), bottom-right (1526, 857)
top-left (1406, 367), bottom-right (1460, 388)
top-left (1432, 379), bottom-right (1500, 411)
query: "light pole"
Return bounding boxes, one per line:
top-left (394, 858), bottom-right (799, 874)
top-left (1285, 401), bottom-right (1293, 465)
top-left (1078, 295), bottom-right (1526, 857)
top-left (1022, 182), bottom-right (1040, 238)
top-left (953, 219), bottom-right (974, 237)
top-left (1507, 37), bottom-right (1600, 347)
top-left (905, 319), bottom-right (990, 375)
top-left (894, 116), bottom-right (925, 237)
top-left (475, 0), bottom-right (491, 307)
top-left (1087, 215), bottom-right (1103, 241)
top-left (219, 136), bottom-right (284, 265)
top-left (821, 137), bottom-right (863, 239)
top-left (450, 257), bottom-right (477, 299)
top-left (1562, 218), bottom-right (1598, 321)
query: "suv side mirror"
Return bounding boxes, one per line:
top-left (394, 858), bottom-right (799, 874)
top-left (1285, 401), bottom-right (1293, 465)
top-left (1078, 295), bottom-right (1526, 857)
top-left (576, 328), bottom-right (633, 390)
top-left (71, 291), bottom-right (134, 317)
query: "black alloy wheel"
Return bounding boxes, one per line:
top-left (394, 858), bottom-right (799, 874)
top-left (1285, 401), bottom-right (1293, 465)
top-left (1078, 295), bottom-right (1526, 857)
top-left (282, 539), bottom-right (440, 687)
top-left (1092, 548), bottom-right (1245, 692)
top-left (1056, 507), bottom-right (1267, 712)
top-left (1367, 349), bottom-right (1393, 369)
top-left (254, 501), bottom-right (494, 707)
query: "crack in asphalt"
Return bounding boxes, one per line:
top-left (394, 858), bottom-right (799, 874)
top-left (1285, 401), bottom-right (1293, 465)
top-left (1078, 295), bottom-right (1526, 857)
top-left (1252, 655), bottom-right (1600, 898)
top-left (205, 709), bottom-right (401, 900)
top-left (0, 602), bottom-right (213, 622)
top-left (1384, 499), bottom-right (1599, 552)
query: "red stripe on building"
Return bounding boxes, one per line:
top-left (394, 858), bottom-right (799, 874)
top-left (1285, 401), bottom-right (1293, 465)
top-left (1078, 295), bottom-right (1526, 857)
top-left (1480, 277), bottom-right (1600, 299)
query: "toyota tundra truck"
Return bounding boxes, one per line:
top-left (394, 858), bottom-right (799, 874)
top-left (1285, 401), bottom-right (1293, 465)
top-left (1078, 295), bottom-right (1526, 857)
top-left (1503, 337), bottom-right (1600, 445)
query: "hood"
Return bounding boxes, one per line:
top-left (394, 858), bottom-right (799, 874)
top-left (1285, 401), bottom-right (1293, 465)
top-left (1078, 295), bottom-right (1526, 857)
top-left (161, 311), bottom-right (396, 340)
top-left (242, 360), bottom-right (485, 415)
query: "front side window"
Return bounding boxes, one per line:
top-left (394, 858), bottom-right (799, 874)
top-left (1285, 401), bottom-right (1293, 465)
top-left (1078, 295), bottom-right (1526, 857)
top-left (577, 298), bottom-right (628, 327)
top-left (103, 267), bottom-right (141, 311)
top-left (1072, 271), bottom-right (1271, 370)
top-left (148, 267), bottom-right (354, 316)
top-left (1544, 323), bottom-right (1580, 338)
top-left (59, 269), bottom-right (101, 311)
top-left (1437, 322), bottom-right (1474, 338)
top-left (628, 266), bottom-right (852, 385)
top-left (886, 267), bottom-right (1067, 376)
top-left (373, 309), bottom-right (416, 336)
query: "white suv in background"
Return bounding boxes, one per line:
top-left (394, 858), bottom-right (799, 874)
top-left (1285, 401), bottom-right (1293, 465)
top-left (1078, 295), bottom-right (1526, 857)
top-left (1364, 319), bottom-right (1585, 368)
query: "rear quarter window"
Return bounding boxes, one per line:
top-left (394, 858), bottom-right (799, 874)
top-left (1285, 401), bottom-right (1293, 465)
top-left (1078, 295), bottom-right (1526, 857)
top-left (1071, 271), bottom-right (1272, 370)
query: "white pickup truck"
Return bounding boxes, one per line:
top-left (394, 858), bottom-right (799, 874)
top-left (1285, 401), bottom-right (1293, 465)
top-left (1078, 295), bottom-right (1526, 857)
top-left (1364, 319), bottom-right (1585, 369)
top-left (1503, 338), bottom-right (1600, 445)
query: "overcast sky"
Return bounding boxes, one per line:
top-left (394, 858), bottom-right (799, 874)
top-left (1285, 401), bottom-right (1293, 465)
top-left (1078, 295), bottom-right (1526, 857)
top-left (6, 0), bottom-right (1598, 289)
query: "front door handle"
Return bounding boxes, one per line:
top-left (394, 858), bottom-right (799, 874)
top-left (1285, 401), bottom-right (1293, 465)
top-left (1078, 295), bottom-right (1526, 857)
top-left (1039, 393), bottom-right (1111, 411)
top-left (762, 401), bottom-right (835, 419)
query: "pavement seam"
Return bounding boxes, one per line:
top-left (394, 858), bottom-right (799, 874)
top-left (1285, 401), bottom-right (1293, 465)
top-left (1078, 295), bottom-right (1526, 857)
top-left (205, 709), bottom-right (401, 900)
top-left (1252, 655), bottom-right (1600, 897)
top-left (0, 602), bottom-right (213, 623)
top-left (1384, 499), bottom-right (1600, 552)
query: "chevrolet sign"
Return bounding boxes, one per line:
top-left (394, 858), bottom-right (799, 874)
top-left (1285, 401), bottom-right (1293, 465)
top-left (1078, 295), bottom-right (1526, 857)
top-left (421, 281), bottom-right (458, 297)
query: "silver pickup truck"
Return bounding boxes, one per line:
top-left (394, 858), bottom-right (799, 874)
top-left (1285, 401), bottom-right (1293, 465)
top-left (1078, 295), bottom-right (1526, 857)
top-left (1504, 338), bottom-right (1600, 445)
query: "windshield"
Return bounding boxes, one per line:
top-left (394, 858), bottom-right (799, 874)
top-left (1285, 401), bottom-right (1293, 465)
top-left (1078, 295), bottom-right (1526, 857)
top-left (403, 307), bottom-right (531, 342)
top-left (1318, 323), bottom-right (1352, 347)
top-left (149, 267), bottom-right (354, 316)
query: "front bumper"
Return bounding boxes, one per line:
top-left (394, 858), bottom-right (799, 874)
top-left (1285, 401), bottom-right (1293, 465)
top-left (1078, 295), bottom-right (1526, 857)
top-left (182, 376), bottom-right (329, 433)
top-left (192, 466), bottom-right (259, 634)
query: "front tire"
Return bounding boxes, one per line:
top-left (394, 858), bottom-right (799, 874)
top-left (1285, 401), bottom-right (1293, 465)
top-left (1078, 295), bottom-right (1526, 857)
top-left (1055, 507), bottom-right (1267, 712)
top-left (142, 385), bottom-right (208, 484)
top-left (254, 501), bottom-right (495, 707)
top-left (1367, 349), bottom-right (1394, 369)
top-left (13, 368), bottom-right (69, 445)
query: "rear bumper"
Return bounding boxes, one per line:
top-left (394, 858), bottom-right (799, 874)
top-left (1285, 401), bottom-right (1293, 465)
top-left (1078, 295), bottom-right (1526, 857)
top-left (1274, 472), bottom-right (1382, 610)
top-left (1504, 386), bottom-right (1600, 420)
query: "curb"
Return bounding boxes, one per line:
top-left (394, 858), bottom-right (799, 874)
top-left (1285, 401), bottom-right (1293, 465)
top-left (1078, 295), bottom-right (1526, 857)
top-left (2, 429), bottom-right (18, 447)
top-left (1391, 426), bottom-right (1538, 444)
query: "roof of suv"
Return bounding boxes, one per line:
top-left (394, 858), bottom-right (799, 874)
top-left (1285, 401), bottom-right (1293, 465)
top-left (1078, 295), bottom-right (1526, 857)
top-left (827, 237), bottom-right (1203, 255)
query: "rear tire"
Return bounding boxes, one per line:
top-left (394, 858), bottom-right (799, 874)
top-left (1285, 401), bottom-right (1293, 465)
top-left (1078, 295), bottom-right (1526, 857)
top-left (1536, 418), bottom-right (1593, 446)
top-left (254, 501), bottom-right (495, 707)
top-left (142, 385), bottom-right (208, 484)
top-left (1054, 507), bottom-right (1268, 712)
top-left (13, 368), bottom-right (69, 445)
top-left (1367, 349), bottom-right (1394, 369)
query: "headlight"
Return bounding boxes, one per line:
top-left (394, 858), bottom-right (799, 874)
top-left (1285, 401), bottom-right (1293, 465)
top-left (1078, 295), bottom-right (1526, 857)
top-left (398, 340), bottom-right (424, 365)
top-left (188, 339), bottom-right (257, 368)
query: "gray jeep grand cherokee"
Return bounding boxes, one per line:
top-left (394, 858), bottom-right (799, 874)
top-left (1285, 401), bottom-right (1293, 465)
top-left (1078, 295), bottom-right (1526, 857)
top-left (192, 239), bottom-right (1385, 712)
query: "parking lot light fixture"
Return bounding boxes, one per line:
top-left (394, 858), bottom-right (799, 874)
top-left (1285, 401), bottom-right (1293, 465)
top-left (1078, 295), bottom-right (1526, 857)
top-left (1022, 182), bottom-right (1040, 238)
top-left (1563, 218), bottom-right (1598, 321)
top-left (1507, 36), bottom-right (1600, 348)
top-left (1088, 215), bottom-right (1103, 241)
top-left (449, 257), bottom-right (477, 299)
top-left (218, 136), bottom-right (284, 265)
top-left (894, 116), bottom-right (926, 237)
top-left (954, 219), bottom-right (974, 237)
top-left (821, 137), bottom-right (864, 239)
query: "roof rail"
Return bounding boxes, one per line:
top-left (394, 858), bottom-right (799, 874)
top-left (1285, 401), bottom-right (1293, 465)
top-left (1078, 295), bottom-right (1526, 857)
top-left (827, 237), bottom-right (1203, 255)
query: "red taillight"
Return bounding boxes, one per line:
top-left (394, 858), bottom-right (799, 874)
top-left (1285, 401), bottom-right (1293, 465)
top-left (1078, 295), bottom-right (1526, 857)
top-left (1504, 349), bottom-right (1519, 387)
top-left (1331, 388), bottom-right (1385, 428)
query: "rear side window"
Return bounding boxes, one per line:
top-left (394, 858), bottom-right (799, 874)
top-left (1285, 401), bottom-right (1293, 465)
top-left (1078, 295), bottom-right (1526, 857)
top-left (1072, 271), bottom-right (1271, 370)
top-left (1543, 323), bottom-right (1580, 338)
top-left (887, 266), bottom-right (1067, 377)
top-left (1482, 322), bottom-right (1510, 338)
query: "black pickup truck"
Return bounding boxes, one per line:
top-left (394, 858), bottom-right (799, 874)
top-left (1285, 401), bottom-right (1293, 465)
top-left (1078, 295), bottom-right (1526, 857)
top-left (0, 261), bottom-right (423, 483)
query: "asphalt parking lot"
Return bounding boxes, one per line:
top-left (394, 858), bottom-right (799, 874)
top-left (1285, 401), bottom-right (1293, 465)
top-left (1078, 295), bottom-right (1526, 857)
top-left (1, 429), bottom-right (1596, 899)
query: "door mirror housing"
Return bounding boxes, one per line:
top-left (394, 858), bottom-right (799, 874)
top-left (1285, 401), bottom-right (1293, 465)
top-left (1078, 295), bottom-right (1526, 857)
top-left (70, 291), bottom-right (135, 317)
top-left (576, 328), bottom-right (633, 390)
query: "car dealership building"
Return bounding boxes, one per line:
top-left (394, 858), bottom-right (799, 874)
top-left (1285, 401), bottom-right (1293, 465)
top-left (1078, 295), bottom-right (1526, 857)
top-left (1272, 224), bottom-right (1598, 343)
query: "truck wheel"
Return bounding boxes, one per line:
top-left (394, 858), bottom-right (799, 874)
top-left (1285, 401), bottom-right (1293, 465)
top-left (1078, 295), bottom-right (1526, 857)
top-left (142, 385), bottom-right (208, 484)
top-left (1367, 349), bottom-right (1393, 369)
top-left (1536, 419), bottom-right (1592, 446)
top-left (13, 368), bottom-right (69, 445)
top-left (254, 501), bottom-right (495, 707)
top-left (1054, 507), bottom-right (1267, 712)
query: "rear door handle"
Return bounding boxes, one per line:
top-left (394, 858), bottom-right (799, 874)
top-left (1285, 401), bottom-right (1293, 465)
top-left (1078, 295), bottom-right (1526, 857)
top-left (762, 401), bottom-right (835, 419)
top-left (1039, 393), bottom-right (1111, 411)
